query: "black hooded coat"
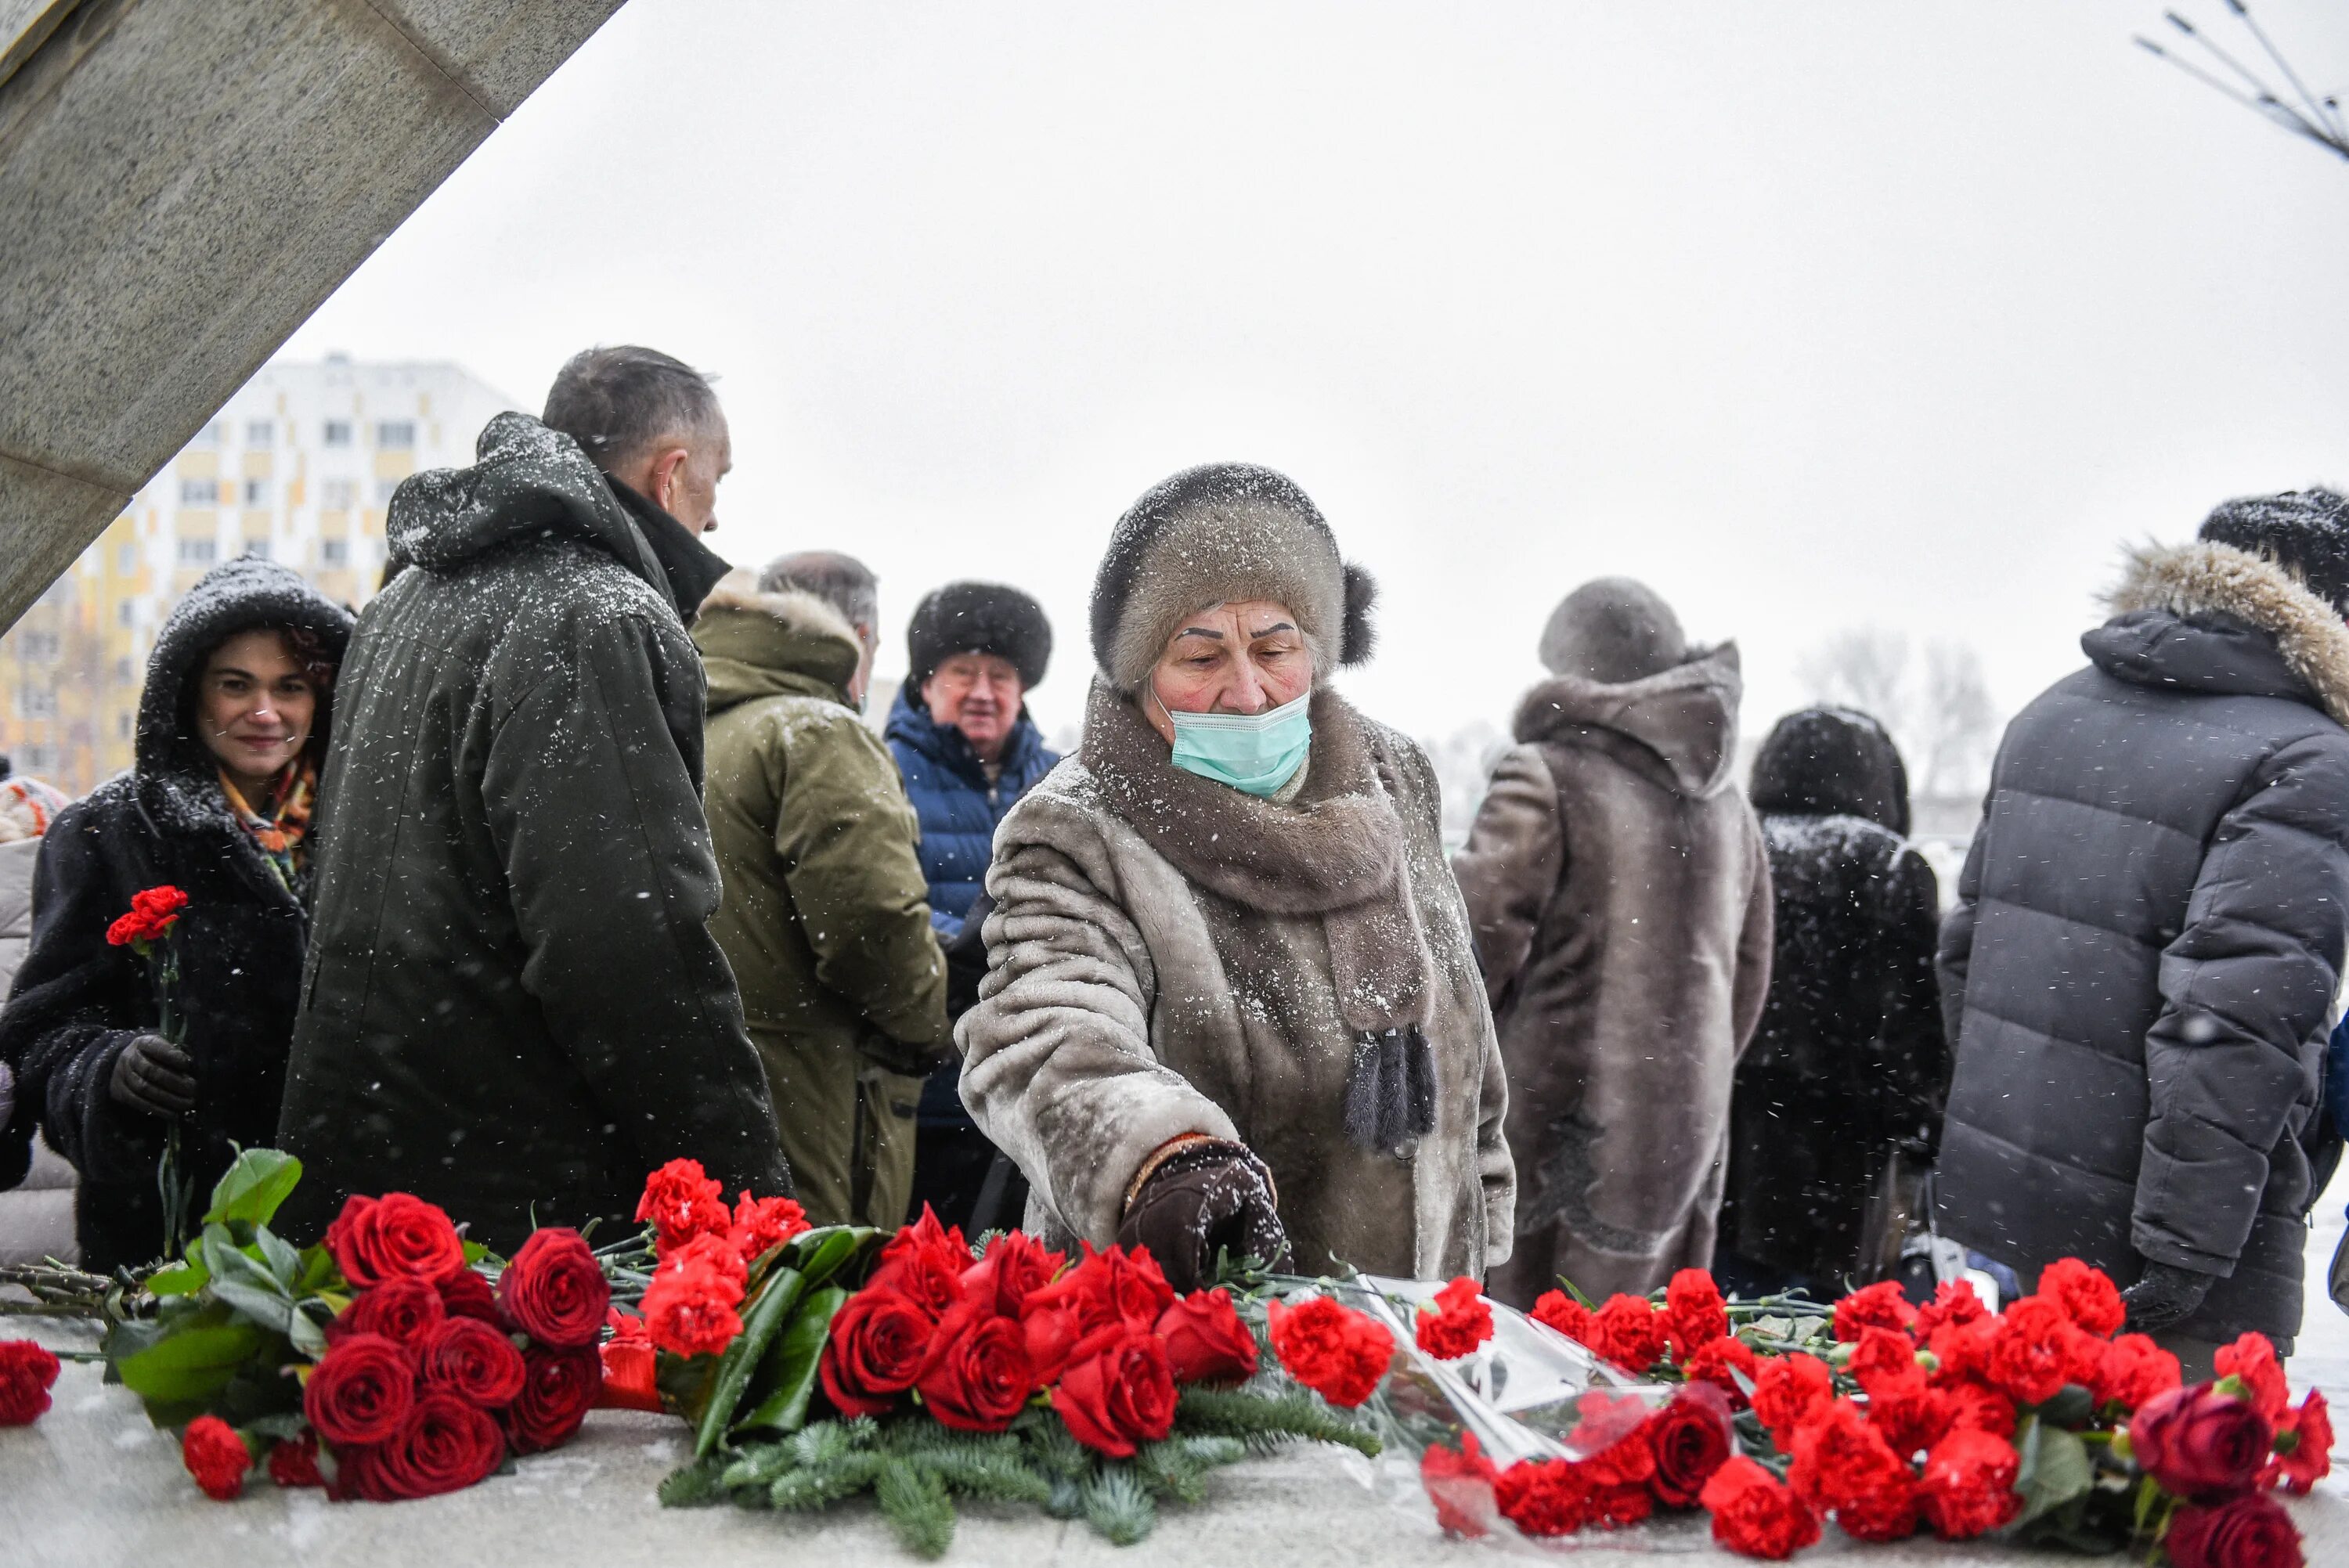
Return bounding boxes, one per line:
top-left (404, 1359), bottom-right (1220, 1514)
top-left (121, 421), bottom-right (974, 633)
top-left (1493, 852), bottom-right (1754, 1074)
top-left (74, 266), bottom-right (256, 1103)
top-left (0, 559), bottom-right (352, 1270)
top-left (275, 413), bottom-right (792, 1250)
top-left (1717, 708), bottom-right (1946, 1284)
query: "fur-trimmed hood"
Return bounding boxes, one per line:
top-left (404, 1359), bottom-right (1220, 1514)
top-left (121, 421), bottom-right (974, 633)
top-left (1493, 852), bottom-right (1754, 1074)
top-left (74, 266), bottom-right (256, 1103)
top-left (2091, 540), bottom-right (2349, 727)
top-left (692, 575), bottom-right (864, 713)
top-left (1512, 643), bottom-right (1745, 798)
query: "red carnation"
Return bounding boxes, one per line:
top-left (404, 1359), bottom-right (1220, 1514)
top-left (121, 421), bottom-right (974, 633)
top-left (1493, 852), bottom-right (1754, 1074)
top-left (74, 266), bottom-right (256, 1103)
top-left (866, 1206), bottom-right (975, 1317)
top-left (915, 1301), bottom-right (1034, 1433)
top-left (1683, 1335), bottom-right (1759, 1406)
top-left (2131, 1383), bottom-right (2275, 1499)
top-left (268, 1433), bottom-right (323, 1488)
top-left (2039, 1257), bottom-right (2125, 1339)
top-left (497, 1227), bottom-right (608, 1349)
top-left (2267, 1390), bottom-right (2332, 1494)
top-left (1926, 1315), bottom-right (1999, 1386)
top-left (2213, 1332), bottom-right (2289, 1422)
top-left (1751, 1351), bottom-right (1833, 1445)
top-left (820, 1286), bottom-right (936, 1418)
top-left (1529, 1289), bottom-right (1597, 1348)
top-left (1265, 1292), bottom-right (1394, 1408)
top-left (303, 1332), bottom-right (414, 1446)
top-left (1154, 1288), bottom-right (1259, 1386)
top-left (2093, 1332), bottom-right (2182, 1413)
top-left (334, 1275), bottom-right (446, 1347)
top-left (1665, 1269), bottom-right (1730, 1356)
top-left (347, 1390), bottom-right (505, 1500)
top-left (1832, 1278), bottom-right (1917, 1343)
top-left (1415, 1276), bottom-right (1496, 1361)
top-left (106, 885), bottom-right (188, 947)
top-left (962, 1231), bottom-right (1064, 1319)
top-left (727, 1191), bottom-right (810, 1266)
top-left (1588, 1293), bottom-right (1668, 1372)
top-left (1579, 1399), bottom-right (1658, 1487)
top-left (1985, 1295), bottom-right (2091, 1407)
top-left (1421, 1433), bottom-right (1500, 1537)
top-left (324, 1192), bottom-right (467, 1288)
top-left (0, 1339), bottom-right (63, 1426)
top-left (438, 1267), bottom-right (500, 1323)
top-left (503, 1344), bottom-right (601, 1454)
top-left (1941, 1380), bottom-right (2018, 1439)
top-left (596, 1309), bottom-right (662, 1415)
top-left (634, 1158), bottom-right (731, 1255)
top-left (1494, 1457), bottom-right (1596, 1536)
top-left (1918, 1426), bottom-right (2022, 1540)
top-left (1867, 1370), bottom-right (1954, 1461)
top-left (420, 1314), bottom-right (527, 1408)
top-left (2165, 1491), bottom-right (2306, 1568)
top-left (1914, 1278), bottom-right (1988, 1336)
top-left (1699, 1455), bottom-right (1822, 1560)
top-left (1590, 1478), bottom-right (1655, 1529)
top-left (1835, 1473), bottom-right (1921, 1543)
top-left (1647, 1385), bottom-right (1735, 1507)
top-left (181, 1415), bottom-right (251, 1501)
top-left (639, 1232), bottom-right (748, 1358)
top-left (1052, 1324), bottom-right (1176, 1458)
top-left (1849, 1325), bottom-right (1921, 1391)
top-left (1788, 1397), bottom-right (1913, 1519)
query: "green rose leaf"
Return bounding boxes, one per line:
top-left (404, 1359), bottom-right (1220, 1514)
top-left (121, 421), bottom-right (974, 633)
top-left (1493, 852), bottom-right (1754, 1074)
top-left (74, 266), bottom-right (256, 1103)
top-left (733, 1285), bottom-right (848, 1438)
top-left (2011, 1415), bottom-right (2094, 1528)
top-left (201, 1148), bottom-right (303, 1231)
top-left (695, 1267), bottom-right (808, 1461)
top-left (113, 1317), bottom-right (269, 1404)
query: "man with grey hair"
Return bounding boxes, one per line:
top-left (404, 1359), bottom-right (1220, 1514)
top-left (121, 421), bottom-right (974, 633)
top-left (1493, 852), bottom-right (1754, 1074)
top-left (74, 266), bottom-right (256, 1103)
top-left (691, 552), bottom-right (947, 1228)
top-left (278, 347), bottom-right (792, 1248)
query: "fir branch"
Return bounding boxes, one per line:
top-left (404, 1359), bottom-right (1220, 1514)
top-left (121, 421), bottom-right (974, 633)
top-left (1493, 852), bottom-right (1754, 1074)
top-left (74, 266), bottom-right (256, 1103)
top-left (876, 1457), bottom-right (958, 1559)
top-left (1080, 1462), bottom-right (1158, 1545)
top-left (657, 1456), bottom-right (731, 1509)
top-left (767, 1451), bottom-right (886, 1511)
top-left (1135, 1433), bottom-right (1248, 1504)
top-left (1174, 1386), bottom-right (1382, 1458)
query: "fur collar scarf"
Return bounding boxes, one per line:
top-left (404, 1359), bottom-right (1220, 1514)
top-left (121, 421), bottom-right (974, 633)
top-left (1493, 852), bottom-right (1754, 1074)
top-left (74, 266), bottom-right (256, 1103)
top-left (2106, 541), bottom-right (2349, 727)
top-left (1514, 643), bottom-right (1745, 798)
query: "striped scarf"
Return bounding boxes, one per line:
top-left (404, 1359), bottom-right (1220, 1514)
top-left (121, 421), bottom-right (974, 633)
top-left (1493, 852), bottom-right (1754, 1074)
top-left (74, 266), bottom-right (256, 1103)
top-left (219, 760), bottom-right (316, 889)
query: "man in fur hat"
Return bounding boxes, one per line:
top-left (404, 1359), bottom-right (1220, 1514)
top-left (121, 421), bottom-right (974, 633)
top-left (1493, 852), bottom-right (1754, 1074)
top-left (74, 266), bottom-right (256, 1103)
top-left (1939, 490), bottom-right (2349, 1372)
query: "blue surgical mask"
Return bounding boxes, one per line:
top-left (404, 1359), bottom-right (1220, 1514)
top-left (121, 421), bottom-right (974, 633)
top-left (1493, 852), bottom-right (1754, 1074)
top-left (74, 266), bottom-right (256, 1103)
top-left (1161, 689), bottom-right (1313, 797)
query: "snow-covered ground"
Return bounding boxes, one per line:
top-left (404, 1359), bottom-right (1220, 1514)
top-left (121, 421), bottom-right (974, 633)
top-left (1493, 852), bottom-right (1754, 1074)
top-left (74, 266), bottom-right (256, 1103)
top-left (2298, 1164), bottom-right (2349, 1421)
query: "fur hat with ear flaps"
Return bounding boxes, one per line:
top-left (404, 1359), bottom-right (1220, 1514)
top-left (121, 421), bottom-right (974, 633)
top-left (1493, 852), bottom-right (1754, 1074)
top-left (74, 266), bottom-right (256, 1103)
top-left (1089, 463), bottom-right (1378, 689)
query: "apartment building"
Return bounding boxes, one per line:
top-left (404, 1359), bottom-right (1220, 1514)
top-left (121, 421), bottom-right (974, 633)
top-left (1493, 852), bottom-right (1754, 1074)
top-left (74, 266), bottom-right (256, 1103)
top-left (0, 357), bottom-right (516, 796)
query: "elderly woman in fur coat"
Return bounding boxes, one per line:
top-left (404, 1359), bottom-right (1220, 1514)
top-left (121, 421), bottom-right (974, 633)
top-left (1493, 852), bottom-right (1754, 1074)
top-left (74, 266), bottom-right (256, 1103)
top-left (958, 463), bottom-right (1514, 1291)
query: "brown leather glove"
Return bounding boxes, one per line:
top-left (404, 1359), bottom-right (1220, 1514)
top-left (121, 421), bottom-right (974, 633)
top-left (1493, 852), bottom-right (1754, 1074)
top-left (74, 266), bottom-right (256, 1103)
top-left (1117, 1138), bottom-right (1290, 1293)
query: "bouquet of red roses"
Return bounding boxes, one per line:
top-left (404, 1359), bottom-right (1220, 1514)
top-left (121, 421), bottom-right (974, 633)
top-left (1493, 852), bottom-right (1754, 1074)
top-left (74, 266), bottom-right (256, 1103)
top-left (631, 1162), bottom-right (1380, 1557)
top-left (97, 1148), bottom-right (610, 1504)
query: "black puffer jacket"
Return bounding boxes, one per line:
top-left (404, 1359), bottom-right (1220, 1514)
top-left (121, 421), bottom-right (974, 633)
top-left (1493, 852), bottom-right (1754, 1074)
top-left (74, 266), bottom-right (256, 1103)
top-left (1719, 708), bottom-right (1944, 1282)
top-left (1939, 542), bottom-right (2349, 1346)
top-left (0, 560), bottom-right (352, 1270)
top-left (276, 414), bottom-right (791, 1252)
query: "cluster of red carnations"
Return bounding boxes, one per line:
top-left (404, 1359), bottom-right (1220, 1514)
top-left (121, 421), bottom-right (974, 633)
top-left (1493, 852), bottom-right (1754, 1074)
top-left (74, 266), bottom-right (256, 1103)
top-left (618, 1157), bottom-right (815, 1366)
top-left (103, 883), bottom-right (187, 950)
top-left (1, 1338), bottom-right (63, 1427)
top-left (178, 1191), bottom-right (612, 1504)
top-left (1402, 1260), bottom-right (2330, 1563)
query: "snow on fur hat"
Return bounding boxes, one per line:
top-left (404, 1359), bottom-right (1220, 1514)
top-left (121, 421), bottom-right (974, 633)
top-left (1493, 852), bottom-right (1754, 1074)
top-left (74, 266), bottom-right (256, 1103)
top-left (2199, 488), bottom-right (2349, 613)
top-left (1089, 463), bottom-right (1377, 690)
top-left (1538, 577), bottom-right (1688, 683)
top-left (906, 581), bottom-right (1053, 689)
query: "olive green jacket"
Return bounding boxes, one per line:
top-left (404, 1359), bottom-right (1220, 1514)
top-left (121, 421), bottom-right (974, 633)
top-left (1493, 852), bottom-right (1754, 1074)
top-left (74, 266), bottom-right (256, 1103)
top-left (695, 580), bottom-right (949, 1227)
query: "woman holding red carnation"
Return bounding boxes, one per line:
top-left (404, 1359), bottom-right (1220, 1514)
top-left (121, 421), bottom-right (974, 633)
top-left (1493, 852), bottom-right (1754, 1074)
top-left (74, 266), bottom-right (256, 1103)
top-left (0, 560), bottom-right (349, 1267)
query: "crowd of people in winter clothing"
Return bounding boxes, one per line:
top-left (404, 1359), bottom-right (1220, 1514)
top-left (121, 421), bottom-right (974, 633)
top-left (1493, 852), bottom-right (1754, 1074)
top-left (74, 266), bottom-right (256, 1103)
top-left (4, 341), bottom-right (2346, 1382)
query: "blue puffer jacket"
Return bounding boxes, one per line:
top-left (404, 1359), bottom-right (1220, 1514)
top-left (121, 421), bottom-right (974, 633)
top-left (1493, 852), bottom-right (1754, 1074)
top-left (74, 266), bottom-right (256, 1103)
top-left (884, 682), bottom-right (1059, 945)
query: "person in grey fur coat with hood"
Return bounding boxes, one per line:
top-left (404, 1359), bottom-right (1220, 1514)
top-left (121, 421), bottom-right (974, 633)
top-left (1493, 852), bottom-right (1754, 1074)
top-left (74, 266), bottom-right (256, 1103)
top-left (957, 463), bottom-right (1514, 1292)
top-left (1939, 490), bottom-right (2349, 1369)
top-left (1453, 579), bottom-right (1772, 1308)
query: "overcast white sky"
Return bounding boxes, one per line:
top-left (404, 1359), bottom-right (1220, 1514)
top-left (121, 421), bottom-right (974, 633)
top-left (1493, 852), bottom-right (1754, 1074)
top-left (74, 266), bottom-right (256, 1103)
top-left (276, 0), bottom-right (2349, 748)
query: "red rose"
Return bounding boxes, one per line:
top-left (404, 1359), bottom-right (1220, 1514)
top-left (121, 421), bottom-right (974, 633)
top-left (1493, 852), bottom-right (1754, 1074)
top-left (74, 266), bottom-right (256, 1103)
top-left (1021, 1242), bottom-right (1171, 1336)
top-left (497, 1227), bottom-right (608, 1349)
top-left (1985, 1295), bottom-right (2090, 1407)
top-left (438, 1268), bottom-right (500, 1323)
top-left (1265, 1292), bottom-right (1395, 1408)
top-left (596, 1316), bottom-right (663, 1415)
top-left (1914, 1278), bottom-right (1988, 1336)
top-left (1850, 1325), bottom-right (1922, 1392)
top-left (1422, 1433), bottom-right (1499, 1537)
top-left (1751, 1351), bottom-right (1833, 1445)
top-left (1647, 1385), bottom-right (1734, 1507)
top-left (2267, 1390), bottom-right (2332, 1494)
top-left (1788, 1398), bottom-right (1911, 1516)
top-left (914, 1301), bottom-right (1034, 1433)
top-left (820, 1287), bottom-right (936, 1418)
top-left (2213, 1333), bottom-right (2289, 1422)
top-left (1917, 1426), bottom-right (2022, 1540)
top-left (639, 1233), bottom-right (747, 1358)
top-left (2093, 1332), bottom-right (2182, 1412)
top-left (0, 1338), bottom-right (63, 1425)
top-left (420, 1315), bottom-right (526, 1408)
top-left (727, 1191), bottom-right (810, 1266)
top-left (634, 1158), bottom-right (731, 1254)
top-left (501, 1344), bottom-right (600, 1454)
top-left (303, 1332), bottom-right (415, 1446)
top-left (347, 1390), bottom-right (505, 1500)
top-left (1415, 1276), bottom-right (1495, 1361)
top-left (962, 1231), bottom-right (1065, 1319)
top-left (334, 1276), bottom-right (445, 1347)
top-left (2039, 1258), bottom-right (2125, 1339)
top-left (1941, 1381), bottom-right (2018, 1440)
top-left (1665, 1269), bottom-right (1730, 1355)
top-left (1865, 1370), bottom-right (1953, 1461)
top-left (106, 885), bottom-right (188, 946)
top-left (267, 1433), bottom-right (323, 1488)
top-left (1154, 1288), bottom-right (1259, 1386)
top-left (2130, 1383), bottom-right (2275, 1499)
top-left (1021, 1303), bottom-right (1084, 1386)
top-left (1699, 1455), bottom-right (1822, 1560)
top-left (1529, 1289), bottom-right (1596, 1347)
top-left (1494, 1457), bottom-right (1595, 1536)
top-left (181, 1415), bottom-right (251, 1501)
top-left (324, 1193), bottom-right (466, 1287)
top-left (1833, 1279), bottom-right (1917, 1343)
top-left (866, 1206), bottom-right (974, 1317)
top-left (2165, 1491), bottom-right (2306, 1568)
top-left (1052, 1324), bottom-right (1176, 1457)
top-left (1683, 1335), bottom-right (1759, 1406)
top-left (1588, 1294), bottom-right (1668, 1372)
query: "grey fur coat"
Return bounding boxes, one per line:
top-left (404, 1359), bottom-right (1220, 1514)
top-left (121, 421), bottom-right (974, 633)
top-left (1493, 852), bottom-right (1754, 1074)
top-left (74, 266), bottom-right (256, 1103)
top-left (1454, 645), bottom-right (1773, 1307)
top-left (958, 682), bottom-right (1514, 1281)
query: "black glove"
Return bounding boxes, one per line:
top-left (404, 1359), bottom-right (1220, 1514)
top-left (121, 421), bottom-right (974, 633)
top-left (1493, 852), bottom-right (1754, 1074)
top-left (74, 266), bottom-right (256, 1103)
top-left (1117, 1140), bottom-right (1290, 1293)
top-left (109, 1033), bottom-right (195, 1119)
top-left (2120, 1260), bottom-right (2215, 1335)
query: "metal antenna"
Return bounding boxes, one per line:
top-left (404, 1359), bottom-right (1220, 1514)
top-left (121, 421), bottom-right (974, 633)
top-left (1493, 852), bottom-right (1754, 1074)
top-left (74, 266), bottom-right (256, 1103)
top-left (2134, 4), bottom-right (2349, 163)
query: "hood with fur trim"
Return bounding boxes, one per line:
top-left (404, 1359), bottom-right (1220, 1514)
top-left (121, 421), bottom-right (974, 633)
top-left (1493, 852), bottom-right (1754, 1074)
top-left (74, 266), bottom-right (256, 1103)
top-left (1512, 643), bottom-right (1745, 798)
top-left (2089, 540), bottom-right (2349, 727)
top-left (692, 575), bottom-right (864, 713)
